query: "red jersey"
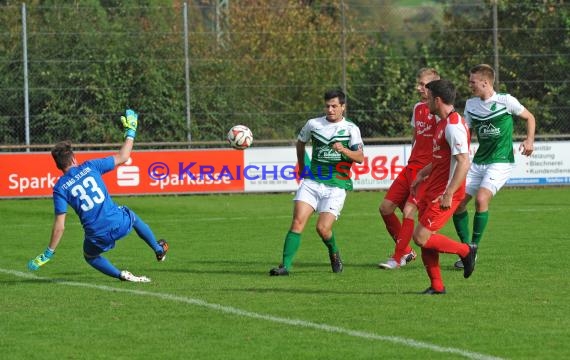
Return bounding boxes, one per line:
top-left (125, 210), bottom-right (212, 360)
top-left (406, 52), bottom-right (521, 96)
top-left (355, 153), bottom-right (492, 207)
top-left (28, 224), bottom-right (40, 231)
top-left (407, 101), bottom-right (437, 170)
top-left (423, 111), bottom-right (470, 201)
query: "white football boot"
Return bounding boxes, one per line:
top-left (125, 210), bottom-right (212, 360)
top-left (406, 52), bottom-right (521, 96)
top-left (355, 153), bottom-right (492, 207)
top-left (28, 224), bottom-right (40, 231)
top-left (120, 270), bottom-right (151, 283)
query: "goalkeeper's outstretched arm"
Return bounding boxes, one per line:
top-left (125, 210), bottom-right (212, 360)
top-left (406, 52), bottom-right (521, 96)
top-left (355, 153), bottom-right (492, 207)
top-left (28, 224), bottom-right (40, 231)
top-left (28, 214), bottom-right (66, 271)
top-left (48, 213), bottom-right (66, 251)
top-left (114, 137), bottom-right (134, 166)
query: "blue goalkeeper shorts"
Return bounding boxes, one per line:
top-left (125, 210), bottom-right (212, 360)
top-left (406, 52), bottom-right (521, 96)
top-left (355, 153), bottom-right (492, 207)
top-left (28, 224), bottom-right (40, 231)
top-left (83, 206), bottom-right (136, 256)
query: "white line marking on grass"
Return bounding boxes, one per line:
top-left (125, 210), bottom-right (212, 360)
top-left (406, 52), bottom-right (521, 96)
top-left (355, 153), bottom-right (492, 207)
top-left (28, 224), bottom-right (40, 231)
top-left (1, 268), bottom-right (504, 360)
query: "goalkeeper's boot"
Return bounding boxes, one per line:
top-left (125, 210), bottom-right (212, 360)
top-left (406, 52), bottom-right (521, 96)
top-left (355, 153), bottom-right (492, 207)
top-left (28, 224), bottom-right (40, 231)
top-left (420, 287), bottom-right (446, 295)
top-left (120, 270), bottom-right (151, 283)
top-left (461, 244), bottom-right (478, 279)
top-left (156, 239), bottom-right (169, 262)
top-left (329, 252), bottom-right (343, 273)
top-left (269, 265), bottom-right (289, 276)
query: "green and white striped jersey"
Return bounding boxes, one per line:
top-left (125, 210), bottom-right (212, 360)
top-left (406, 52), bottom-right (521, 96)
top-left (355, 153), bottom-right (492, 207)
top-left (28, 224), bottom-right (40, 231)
top-left (464, 92), bottom-right (525, 164)
top-left (298, 116), bottom-right (363, 190)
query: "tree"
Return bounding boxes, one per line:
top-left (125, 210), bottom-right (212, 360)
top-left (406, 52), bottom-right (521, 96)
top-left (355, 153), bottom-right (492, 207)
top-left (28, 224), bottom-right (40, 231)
top-left (425, 0), bottom-right (570, 135)
top-left (188, 0), bottom-right (368, 141)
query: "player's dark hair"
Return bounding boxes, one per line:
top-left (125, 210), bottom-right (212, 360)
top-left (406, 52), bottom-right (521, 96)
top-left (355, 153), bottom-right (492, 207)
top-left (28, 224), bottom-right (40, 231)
top-left (470, 64), bottom-right (495, 84)
top-left (52, 141), bottom-right (75, 171)
top-left (425, 79), bottom-right (457, 105)
top-left (324, 89), bottom-right (346, 105)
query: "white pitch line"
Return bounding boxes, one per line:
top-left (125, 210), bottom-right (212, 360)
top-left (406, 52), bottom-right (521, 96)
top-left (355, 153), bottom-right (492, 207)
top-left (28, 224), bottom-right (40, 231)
top-left (1, 268), bottom-right (504, 360)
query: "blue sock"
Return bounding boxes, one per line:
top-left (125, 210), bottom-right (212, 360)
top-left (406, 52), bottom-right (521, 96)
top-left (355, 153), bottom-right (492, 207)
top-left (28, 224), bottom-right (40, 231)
top-left (133, 216), bottom-right (163, 253)
top-left (84, 255), bottom-right (121, 279)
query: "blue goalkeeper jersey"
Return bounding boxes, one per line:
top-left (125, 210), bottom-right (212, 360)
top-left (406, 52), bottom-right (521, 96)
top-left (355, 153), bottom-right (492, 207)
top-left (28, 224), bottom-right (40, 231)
top-left (53, 156), bottom-right (125, 238)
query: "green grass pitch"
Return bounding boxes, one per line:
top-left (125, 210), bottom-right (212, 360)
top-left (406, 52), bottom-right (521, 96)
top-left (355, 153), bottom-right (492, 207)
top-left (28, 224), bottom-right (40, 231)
top-left (1, 188), bottom-right (568, 359)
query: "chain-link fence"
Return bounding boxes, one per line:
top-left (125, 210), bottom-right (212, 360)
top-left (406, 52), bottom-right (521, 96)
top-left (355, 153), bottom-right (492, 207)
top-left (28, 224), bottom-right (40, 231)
top-left (1, 1), bottom-right (569, 150)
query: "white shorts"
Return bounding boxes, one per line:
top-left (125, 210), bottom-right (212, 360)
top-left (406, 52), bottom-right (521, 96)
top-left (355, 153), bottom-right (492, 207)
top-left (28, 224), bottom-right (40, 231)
top-left (294, 179), bottom-right (347, 218)
top-left (466, 162), bottom-right (516, 196)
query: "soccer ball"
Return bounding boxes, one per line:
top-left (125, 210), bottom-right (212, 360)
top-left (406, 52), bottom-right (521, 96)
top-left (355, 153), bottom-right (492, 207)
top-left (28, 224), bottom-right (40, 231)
top-left (227, 125), bottom-right (253, 150)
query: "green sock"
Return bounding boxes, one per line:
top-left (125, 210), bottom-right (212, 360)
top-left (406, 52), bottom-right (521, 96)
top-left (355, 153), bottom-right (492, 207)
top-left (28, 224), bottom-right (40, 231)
top-left (453, 211), bottom-right (470, 244)
top-left (472, 211), bottom-right (489, 245)
top-left (282, 231), bottom-right (301, 270)
top-left (322, 231), bottom-right (338, 256)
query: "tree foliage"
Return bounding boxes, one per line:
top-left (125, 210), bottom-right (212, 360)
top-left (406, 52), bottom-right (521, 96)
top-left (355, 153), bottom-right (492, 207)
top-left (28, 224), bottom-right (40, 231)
top-left (190, 0), bottom-right (368, 141)
top-left (424, 0), bottom-right (570, 135)
top-left (0, 0), bottom-right (568, 147)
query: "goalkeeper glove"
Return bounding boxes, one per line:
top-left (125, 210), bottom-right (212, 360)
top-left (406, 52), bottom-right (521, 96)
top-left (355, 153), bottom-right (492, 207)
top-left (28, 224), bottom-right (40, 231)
top-left (121, 109), bottom-right (138, 139)
top-left (28, 248), bottom-right (55, 271)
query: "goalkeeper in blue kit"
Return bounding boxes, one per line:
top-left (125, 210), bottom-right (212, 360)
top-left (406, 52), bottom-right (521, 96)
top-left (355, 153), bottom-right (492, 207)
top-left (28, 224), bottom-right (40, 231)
top-left (28, 109), bottom-right (168, 282)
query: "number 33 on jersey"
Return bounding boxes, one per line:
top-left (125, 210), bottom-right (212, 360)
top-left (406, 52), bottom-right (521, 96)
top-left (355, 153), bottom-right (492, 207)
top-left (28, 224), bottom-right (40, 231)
top-left (52, 156), bottom-right (124, 235)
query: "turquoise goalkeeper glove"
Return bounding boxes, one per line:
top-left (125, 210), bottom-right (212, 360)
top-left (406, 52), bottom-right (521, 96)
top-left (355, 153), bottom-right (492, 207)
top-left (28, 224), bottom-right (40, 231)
top-left (121, 109), bottom-right (138, 139)
top-left (28, 248), bottom-right (55, 271)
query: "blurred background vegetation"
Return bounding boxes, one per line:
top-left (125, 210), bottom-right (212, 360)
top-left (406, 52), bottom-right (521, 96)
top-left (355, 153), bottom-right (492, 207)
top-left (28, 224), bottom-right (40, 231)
top-left (0, 0), bottom-right (568, 149)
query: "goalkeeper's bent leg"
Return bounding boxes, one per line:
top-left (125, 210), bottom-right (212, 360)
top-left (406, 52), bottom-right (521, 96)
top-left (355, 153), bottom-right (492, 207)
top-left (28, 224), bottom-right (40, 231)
top-left (132, 215), bottom-right (163, 253)
top-left (84, 254), bottom-right (121, 279)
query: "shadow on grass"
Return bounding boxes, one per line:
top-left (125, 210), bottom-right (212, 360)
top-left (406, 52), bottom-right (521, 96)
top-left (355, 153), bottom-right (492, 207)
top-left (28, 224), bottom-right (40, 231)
top-left (219, 287), bottom-right (396, 296)
top-left (0, 276), bottom-right (81, 285)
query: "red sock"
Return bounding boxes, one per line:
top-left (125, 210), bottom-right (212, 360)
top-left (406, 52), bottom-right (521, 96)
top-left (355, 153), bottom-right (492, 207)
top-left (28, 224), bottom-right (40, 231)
top-left (421, 247), bottom-right (444, 291)
top-left (393, 218), bottom-right (414, 260)
top-left (423, 233), bottom-right (469, 257)
top-left (381, 213), bottom-right (401, 242)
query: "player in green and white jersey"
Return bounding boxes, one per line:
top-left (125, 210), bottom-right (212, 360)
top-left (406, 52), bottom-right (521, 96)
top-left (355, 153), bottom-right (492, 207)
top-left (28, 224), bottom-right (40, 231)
top-left (453, 64), bottom-right (536, 269)
top-left (269, 89), bottom-right (364, 276)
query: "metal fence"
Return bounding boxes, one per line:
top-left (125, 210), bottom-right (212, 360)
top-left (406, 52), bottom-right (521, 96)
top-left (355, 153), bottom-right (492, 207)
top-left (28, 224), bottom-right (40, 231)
top-left (1, 1), bottom-right (568, 151)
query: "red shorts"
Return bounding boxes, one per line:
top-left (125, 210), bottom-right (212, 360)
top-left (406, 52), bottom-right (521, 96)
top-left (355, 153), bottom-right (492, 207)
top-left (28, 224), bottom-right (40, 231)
top-left (417, 193), bottom-right (462, 232)
top-left (384, 166), bottom-right (426, 209)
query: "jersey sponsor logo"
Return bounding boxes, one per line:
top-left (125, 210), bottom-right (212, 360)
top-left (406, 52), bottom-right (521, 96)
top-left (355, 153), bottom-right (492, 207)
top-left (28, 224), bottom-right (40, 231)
top-left (316, 145), bottom-right (342, 162)
top-left (432, 129), bottom-right (444, 158)
top-left (416, 120), bottom-right (433, 136)
top-left (478, 122), bottom-right (501, 138)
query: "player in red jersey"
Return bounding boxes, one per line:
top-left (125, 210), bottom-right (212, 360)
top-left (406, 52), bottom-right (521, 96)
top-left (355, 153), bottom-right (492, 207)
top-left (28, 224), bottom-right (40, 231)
top-left (378, 68), bottom-right (440, 269)
top-left (411, 79), bottom-right (477, 294)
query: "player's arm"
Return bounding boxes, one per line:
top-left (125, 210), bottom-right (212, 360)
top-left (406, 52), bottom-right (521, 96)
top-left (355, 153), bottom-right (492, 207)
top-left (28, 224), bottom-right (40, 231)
top-left (114, 138), bottom-right (134, 166)
top-left (439, 153), bottom-right (470, 209)
top-left (113, 109), bottom-right (138, 166)
top-left (28, 213), bottom-right (66, 271)
top-left (48, 213), bottom-right (66, 250)
top-left (415, 163), bottom-right (432, 181)
top-left (332, 142), bottom-right (364, 164)
top-left (411, 163), bottom-right (432, 196)
top-left (518, 108), bottom-right (536, 156)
